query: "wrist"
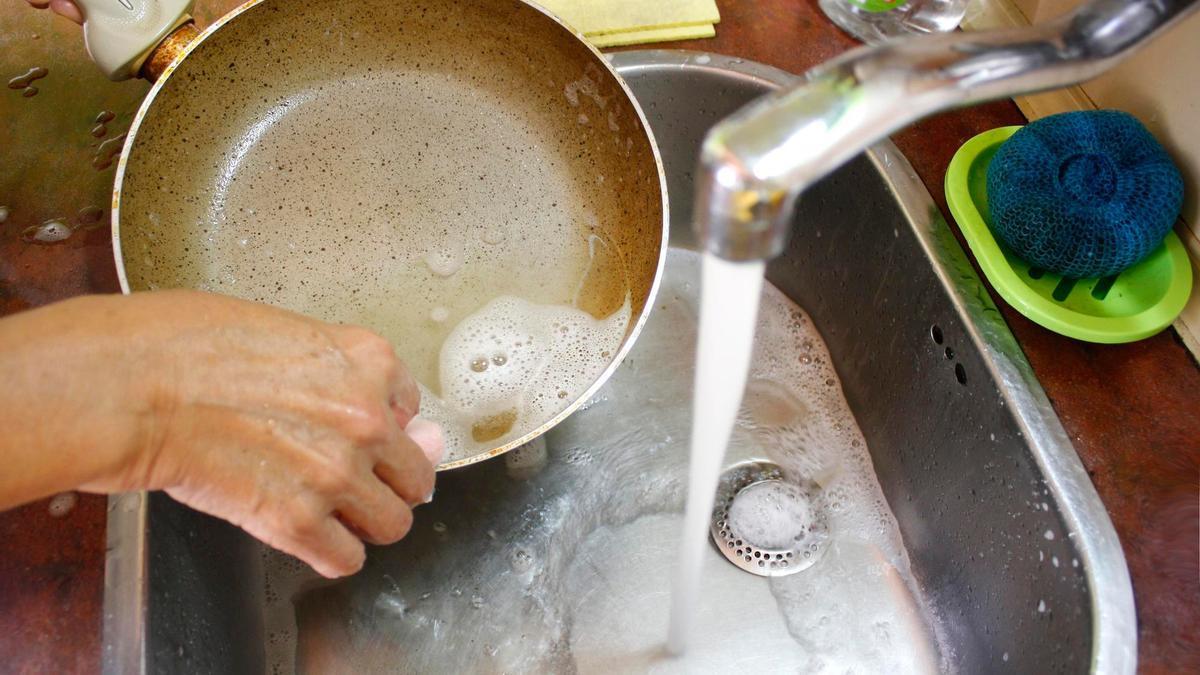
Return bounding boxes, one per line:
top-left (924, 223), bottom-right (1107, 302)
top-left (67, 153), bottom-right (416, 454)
top-left (0, 295), bottom-right (163, 505)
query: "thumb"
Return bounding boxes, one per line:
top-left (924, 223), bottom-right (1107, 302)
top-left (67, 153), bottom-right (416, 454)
top-left (51, 0), bottom-right (83, 24)
top-left (27, 1), bottom-right (84, 25)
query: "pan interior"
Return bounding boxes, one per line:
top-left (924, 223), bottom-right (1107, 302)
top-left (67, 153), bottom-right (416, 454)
top-left (118, 0), bottom-right (664, 465)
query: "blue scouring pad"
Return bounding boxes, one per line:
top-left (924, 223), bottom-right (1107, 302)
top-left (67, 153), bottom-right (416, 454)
top-left (986, 110), bottom-right (1184, 279)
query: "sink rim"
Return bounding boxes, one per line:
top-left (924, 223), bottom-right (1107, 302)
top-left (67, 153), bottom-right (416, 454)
top-left (101, 49), bottom-right (1137, 675)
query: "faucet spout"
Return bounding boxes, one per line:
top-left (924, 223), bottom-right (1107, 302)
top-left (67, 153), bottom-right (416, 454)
top-left (695, 0), bottom-right (1200, 261)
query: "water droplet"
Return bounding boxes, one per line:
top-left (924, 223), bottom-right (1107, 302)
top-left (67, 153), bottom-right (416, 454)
top-left (8, 66), bottom-right (48, 98)
top-left (557, 390), bottom-right (568, 399)
top-left (48, 491), bottom-right (77, 517)
top-left (93, 133), bottom-right (127, 171)
top-left (510, 548), bottom-right (533, 571)
top-left (23, 219), bottom-right (73, 244)
top-left (75, 205), bottom-right (104, 229)
top-left (470, 357), bottom-right (489, 373)
top-left (491, 354), bottom-right (507, 366)
top-left (424, 249), bottom-right (463, 277)
top-left (430, 306), bottom-right (449, 323)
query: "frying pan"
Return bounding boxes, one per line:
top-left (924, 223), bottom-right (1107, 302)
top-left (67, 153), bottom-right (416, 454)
top-left (74, 0), bottom-right (667, 469)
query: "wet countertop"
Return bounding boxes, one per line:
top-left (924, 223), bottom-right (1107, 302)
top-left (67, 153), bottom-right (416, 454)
top-left (0, 1), bottom-right (1196, 672)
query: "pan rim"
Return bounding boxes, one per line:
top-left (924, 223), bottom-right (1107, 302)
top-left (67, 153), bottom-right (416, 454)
top-left (109, 0), bottom-right (670, 471)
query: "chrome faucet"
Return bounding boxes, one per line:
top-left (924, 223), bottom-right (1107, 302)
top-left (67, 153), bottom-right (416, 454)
top-left (695, 0), bottom-right (1200, 261)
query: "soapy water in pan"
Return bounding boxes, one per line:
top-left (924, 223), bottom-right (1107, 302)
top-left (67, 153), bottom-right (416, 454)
top-left (422, 294), bottom-right (630, 453)
top-left (262, 249), bottom-right (945, 673)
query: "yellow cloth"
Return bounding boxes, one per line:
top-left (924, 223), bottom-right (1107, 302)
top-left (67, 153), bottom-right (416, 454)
top-left (590, 23), bottom-right (716, 48)
top-left (536, 0), bottom-right (719, 45)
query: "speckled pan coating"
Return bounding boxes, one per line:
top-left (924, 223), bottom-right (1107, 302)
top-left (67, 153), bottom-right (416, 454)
top-left (111, 0), bottom-right (668, 469)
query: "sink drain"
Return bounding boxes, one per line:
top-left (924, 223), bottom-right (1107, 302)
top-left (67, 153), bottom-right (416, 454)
top-left (710, 462), bottom-right (829, 577)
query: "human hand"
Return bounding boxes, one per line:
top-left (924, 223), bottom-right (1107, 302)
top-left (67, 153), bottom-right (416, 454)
top-left (0, 291), bottom-right (443, 578)
top-left (26, 0), bottom-right (83, 24)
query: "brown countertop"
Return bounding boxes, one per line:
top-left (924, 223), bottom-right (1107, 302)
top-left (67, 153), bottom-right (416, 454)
top-left (1, 1), bottom-right (1196, 672)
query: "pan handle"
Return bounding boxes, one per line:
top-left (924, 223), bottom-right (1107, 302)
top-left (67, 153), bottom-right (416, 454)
top-left (73, 0), bottom-right (195, 81)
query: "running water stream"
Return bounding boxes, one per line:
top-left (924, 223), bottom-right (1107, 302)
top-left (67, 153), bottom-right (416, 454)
top-left (667, 253), bottom-right (765, 654)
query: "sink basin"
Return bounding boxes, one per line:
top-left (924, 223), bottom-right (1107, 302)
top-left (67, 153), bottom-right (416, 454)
top-left (102, 51), bottom-right (1135, 674)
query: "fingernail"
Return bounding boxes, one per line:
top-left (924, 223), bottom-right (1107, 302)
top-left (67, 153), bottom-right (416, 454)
top-left (406, 417), bottom-right (446, 466)
top-left (422, 488), bottom-right (436, 504)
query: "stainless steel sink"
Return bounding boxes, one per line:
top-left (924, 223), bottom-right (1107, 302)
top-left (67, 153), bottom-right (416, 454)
top-left (102, 51), bottom-right (1135, 674)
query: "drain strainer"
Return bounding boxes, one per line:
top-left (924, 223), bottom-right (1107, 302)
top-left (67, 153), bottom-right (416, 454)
top-left (710, 461), bottom-right (829, 577)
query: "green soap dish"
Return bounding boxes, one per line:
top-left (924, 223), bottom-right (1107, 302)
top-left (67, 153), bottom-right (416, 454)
top-left (945, 125), bottom-right (1193, 344)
